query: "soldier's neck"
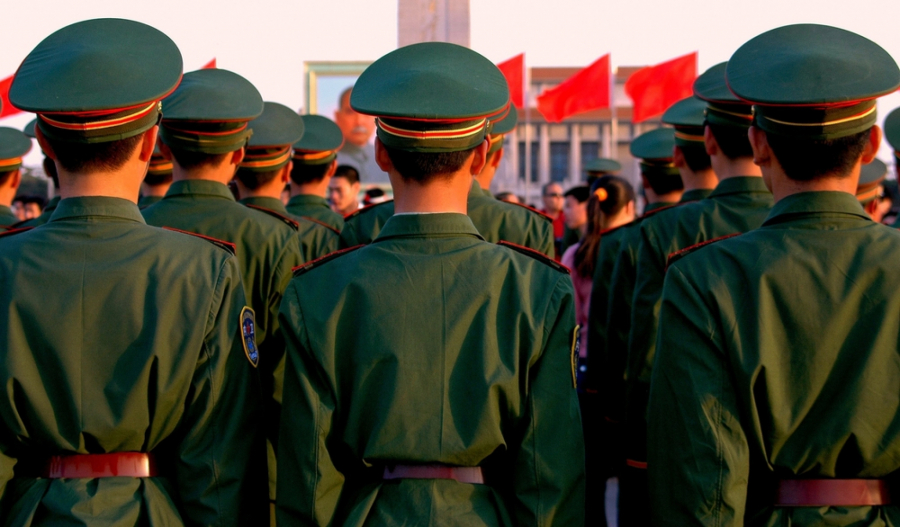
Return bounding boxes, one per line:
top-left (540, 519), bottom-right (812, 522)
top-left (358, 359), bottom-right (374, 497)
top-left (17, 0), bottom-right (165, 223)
top-left (391, 171), bottom-right (470, 214)
top-left (172, 164), bottom-right (235, 186)
top-left (680, 167), bottom-right (718, 192)
top-left (57, 163), bottom-right (144, 202)
top-left (291, 177), bottom-right (329, 199)
top-left (712, 155), bottom-right (762, 180)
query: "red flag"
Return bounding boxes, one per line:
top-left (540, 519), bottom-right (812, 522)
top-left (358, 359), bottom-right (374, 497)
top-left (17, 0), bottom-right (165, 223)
top-left (625, 52), bottom-right (697, 124)
top-left (0, 75), bottom-right (22, 119)
top-left (535, 54), bottom-right (610, 123)
top-left (497, 54), bottom-right (524, 109)
top-left (202, 58), bottom-right (217, 69)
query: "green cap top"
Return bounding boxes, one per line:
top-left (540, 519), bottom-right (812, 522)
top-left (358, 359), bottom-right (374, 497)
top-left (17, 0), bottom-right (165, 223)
top-left (239, 102), bottom-right (305, 173)
top-left (583, 158), bottom-right (622, 174)
top-left (857, 158), bottom-right (887, 203)
top-left (488, 106), bottom-right (518, 154)
top-left (693, 62), bottom-right (753, 129)
top-left (10, 18), bottom-right (182, 144)
top-left (23, 118), bottom-right (37, 139)
top-left (884, 107), bottom-right (900, 154)
top-left (293, 114), bottom-right (343, 166)
top-left (0, 128), bottom-right (32, 172)
top-left (160, 69), bottom-right (264, 155)
top-left (727, 24), bottom-right (900, 140)
top-left (662, 96), bottom-right (707, 146)
top-left (631, 127), bottom-right (678, 178)
top-left (351, 42), bottom-right (509, 153)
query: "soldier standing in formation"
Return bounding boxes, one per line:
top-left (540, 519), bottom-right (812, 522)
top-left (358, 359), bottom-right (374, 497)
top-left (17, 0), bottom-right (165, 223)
top-left (0, 128), bottom-right (31, 228)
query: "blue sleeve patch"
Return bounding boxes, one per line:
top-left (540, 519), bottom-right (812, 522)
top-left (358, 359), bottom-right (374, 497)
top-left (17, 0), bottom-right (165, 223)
top-left (240, 307), bottom-right (259, 368)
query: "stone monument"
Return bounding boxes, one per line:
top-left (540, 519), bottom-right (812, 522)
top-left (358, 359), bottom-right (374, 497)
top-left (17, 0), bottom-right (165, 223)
top-left (398, 0), bottom-right (470, 48)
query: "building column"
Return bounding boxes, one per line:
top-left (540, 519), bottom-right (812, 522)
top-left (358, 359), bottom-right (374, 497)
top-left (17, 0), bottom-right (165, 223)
top-left (539, 123), bottom-right (550, 186)
top-left (569, 123), bottom-right (581, 185)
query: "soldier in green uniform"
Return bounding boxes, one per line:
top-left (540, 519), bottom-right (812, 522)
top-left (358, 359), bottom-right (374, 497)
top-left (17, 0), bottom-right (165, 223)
top-left (857, 159), bottom-right (891, 222)
top-left (286, 114), bottom-right (345, 231)
top-left (138, 145), bottom-right (172, 209)
top-left (0, 18), bottom-right (266, 525)
top-left (0, 128), bottom-right (31, 228)
top-left (474, 105), bottom-right (517, 195)
top-left (883, 108), bottom-right (900, 228)
top-left (584, 158), bottom-right (622, 187)
top-left (648, 24), bottom-right (900, 524)
top-left (11, 119), bottom-right (60, 228)
top-left (277, 41), bottom-right (584, 526)
top-left (141, 69), bottom-right (303, 516)
top-left (339, 105), bottom-right (554, 256)
top-left (235, 102), bottom-right (340, 261)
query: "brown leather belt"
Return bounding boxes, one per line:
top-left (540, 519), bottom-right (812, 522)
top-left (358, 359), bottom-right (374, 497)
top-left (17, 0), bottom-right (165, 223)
top-left (776, 479), bottom-right (891, 506)
top-left (383, 464), bottom-right (484, 484)
top-left (40, 453), bottom-right (157, 478)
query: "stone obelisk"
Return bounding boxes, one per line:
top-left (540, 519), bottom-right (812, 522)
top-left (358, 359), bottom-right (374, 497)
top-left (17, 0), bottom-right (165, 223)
top-left (398, 0), bottom-right (470, 48)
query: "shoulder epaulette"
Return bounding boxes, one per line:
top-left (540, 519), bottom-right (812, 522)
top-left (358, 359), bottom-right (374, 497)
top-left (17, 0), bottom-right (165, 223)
top-left (299, 215), bottom-right (341, 235)
top-left (0, 226), bottom-right (33, 239)
top-left (292, 244), bottom-right (364, 276)
top-left (162, 226), bottom-right (237, 255)
top-left (497, 240), bottom-right (569, 274)
top-left (344, 199), bottom-right (394, 221)
top-left (507, 201), bottom-right (553, 222)
top-left (665, 233), bottom-right (741, 272)
top-left (642, 203), bottom-right (680, 219)
top-left (246, 204), bottom-right (300, 231)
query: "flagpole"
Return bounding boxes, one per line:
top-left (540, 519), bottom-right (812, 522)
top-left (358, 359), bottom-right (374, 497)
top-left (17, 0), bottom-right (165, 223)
top-left (523, 57), bottom-right (531, 206)
top-left (607, 57), bottom-right (617, 161)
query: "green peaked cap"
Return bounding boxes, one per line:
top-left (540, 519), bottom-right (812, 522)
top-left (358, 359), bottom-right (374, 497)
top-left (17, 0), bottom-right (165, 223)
top-left (239, 102), bottom-right (305, 173)
top-left (160, 68), bottom-right (264, 155)
top-left (10, 18), bottom-right (182, 144)
top-left (23, 118), bottom-right (37, 139)
top-left (488, 107), bottom-right (518, 154)
top-left (0, 127), bottom-right (32, 172)
top-left (583, 158), bottom-right (621, 174)
top-left (858, 158), bottom-right (887, 203)
top-left (351, 42), bottom-right (509, 153)
top-left (293, 115), bottom-right (344, 166)
top-left (693, 62), bottom-right (753, 129)
top-left (727, 24), bottom-right (900, 140)
top-left (631, 127), bottom-right (678, 178)
top-left (884, 107), bottom-right (900, 154)
top-left (662, 96), bottom-right (707, 146)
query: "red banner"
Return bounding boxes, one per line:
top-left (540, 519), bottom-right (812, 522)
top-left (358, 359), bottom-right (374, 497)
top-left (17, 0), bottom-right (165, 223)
top-left (0, 75), bottom-right (22, 119)
top-left (202, 58), bottom-right (217, 69)
top-left (625, 52), bottom-right (697, 124)
top-left (497, 54), bottom-right (524, 109)
top-left (536, 54), bottom-right (610, 123)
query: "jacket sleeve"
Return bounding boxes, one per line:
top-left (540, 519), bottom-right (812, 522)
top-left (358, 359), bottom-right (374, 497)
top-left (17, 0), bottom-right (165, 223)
top-left (509, 275), bottom-right (586, 526)
top-left (538, 218), bottom-right (555, 258)
top-left (648, 263), bottom-right (749, 526)
top-left (602, 243), bottom-right (636, 425)
top-left (276, 280), bottom-right (343, 526)
top-left (627, 222), bottom-right (667, 387)
top-left (174, 255), bottom-right (268, 525)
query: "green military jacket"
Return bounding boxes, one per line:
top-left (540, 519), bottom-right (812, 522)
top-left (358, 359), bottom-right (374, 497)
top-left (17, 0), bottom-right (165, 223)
top-left (286, 194), bottom-right (344, 232)
top-left (277, 213), bottom-right (584, 526)
top-left (339, 181), bottom-right (554, 257)
top-left (0, 205), bottom-right (16, 227)
top-left (239, 196), bottom-right (341, 261)
top-left (143, 180), bottom-right (304, 501)
top-left (11, 195), bottom-right (60, 229)
top-left (649, 192), bottom-right (900, 526)
top-left (138, 194), bottom-right (163, 209)
top-left (0, 197), bottom-right (266, 526)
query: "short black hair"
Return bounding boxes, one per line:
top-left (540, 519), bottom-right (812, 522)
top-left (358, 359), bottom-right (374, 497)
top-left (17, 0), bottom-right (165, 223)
top-left (168, 148), bottom-right (230, 171)
top-left (679, 144), bottom-right (712, 172)
top-left (383, 146), bottom-right (476, 184)
top-left (564, 185), bottom-right (590, 203)
top-left (333, 165), bottom-right (360, 185)
top-left (708, 123), bottom-right (754, 160)
top-left (290, 162), bottom-right (331, 185)
top-left (644, 173), bottom-right (684, 195)
top-left (767, 128), bottom-right (870, 181)
top-left (43, 157), bottom-right (59, 189)
top-left (0, 169), bottom-right (15, 186)
top-left (45, 134), bottom-right (143, 173)
top-left (235, 167), bottom-right (279, 190)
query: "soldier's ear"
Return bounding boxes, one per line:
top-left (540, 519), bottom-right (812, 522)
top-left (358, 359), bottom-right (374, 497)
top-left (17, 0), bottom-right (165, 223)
top-left (704, 125), bottom-right (720, 157)
top-left (229, 147), bottom-right (245, 167)
top-left (468, 139), bottom-right (488, 176)
top-left (860, 125), bottom-right (882, 165)
top-left (672, 146), bottom-right (686, 169)
top-left (374, 138), bottom-right (394, 173)
top-left (748, 126), bottom-right (771, 168)
top-left (137, 127), bottom-right (158, 163)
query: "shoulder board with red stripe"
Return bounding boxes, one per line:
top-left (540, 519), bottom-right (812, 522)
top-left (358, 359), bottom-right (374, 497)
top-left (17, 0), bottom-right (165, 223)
top-left (497, 240), bottom-right (569, 274)
top-left (299, 215), bottom-right (341, 235)
top-left (344, 199), bottom-right (394, 221)
top-left (0, 226), bottom-right (33, 239)
top-left (8, 219), bottom-right (30, 230)
top-left (665, 233), bottom-right (741, 272)
top-left (246, 204), bottom-right (299, 231)
top-left (507, 202), bottom-right (553, 222)
top-left (292, 244), bottom-right (364, 277)
top-left (162, 226), bottom-right (236, 255)
top-left (642, 202), bottom-right (682, 219)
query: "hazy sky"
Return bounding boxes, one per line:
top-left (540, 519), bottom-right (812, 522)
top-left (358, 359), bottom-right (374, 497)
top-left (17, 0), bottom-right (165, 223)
top-left (3, 0), bottom-right (900, 165)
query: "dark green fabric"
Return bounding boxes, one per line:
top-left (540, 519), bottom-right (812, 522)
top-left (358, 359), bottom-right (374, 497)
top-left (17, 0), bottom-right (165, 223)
top-left (142, 180), bottom-right (303, 502)
top-left (286, 194), bottom-right (344, 231)
top-left (277, 213), bottom-right (584, 526)
top-left (0, 205), bottom-right (16, 227)
top-left (247, 102), bottom-right (304, 148)
top-left (137, 195), bottom-right (163, 210)
top-left (885, 107), bottom-right (900, 151)
top-left (649, 191), bottom-right (900, 525)
top-left (294, 115), bottom-right (342, 157)
top-left (0, 197), bottom-right (267, 525)
top-left (239, 196), bottom-right (339, 261)
top-left (583, 158), bottom-right (621, 174)
top-left (339, 181), bottom-right (554, 256)
top-left (0, 128), bottom-right (32, 165)
top-left (630, 128), bottom-right (675, 161)
top-left (15, 195), bottom-right (60, 228)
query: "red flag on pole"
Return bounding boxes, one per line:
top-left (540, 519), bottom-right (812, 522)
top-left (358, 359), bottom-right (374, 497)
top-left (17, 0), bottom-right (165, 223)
top-left (535, 54), bottom-right (610, 123)
top-left (202, 58), bottom-right (217, 69)
top-left (0, 75), bottom-right (22, 119)
top-left (497, 54), bottom-right (524, 109)
top-left (625, 52), bottom-right (697, 124)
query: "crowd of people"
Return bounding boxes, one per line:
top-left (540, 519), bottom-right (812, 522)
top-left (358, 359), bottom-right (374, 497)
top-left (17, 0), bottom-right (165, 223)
top-left (1, 15), bottom-right (900, 527)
